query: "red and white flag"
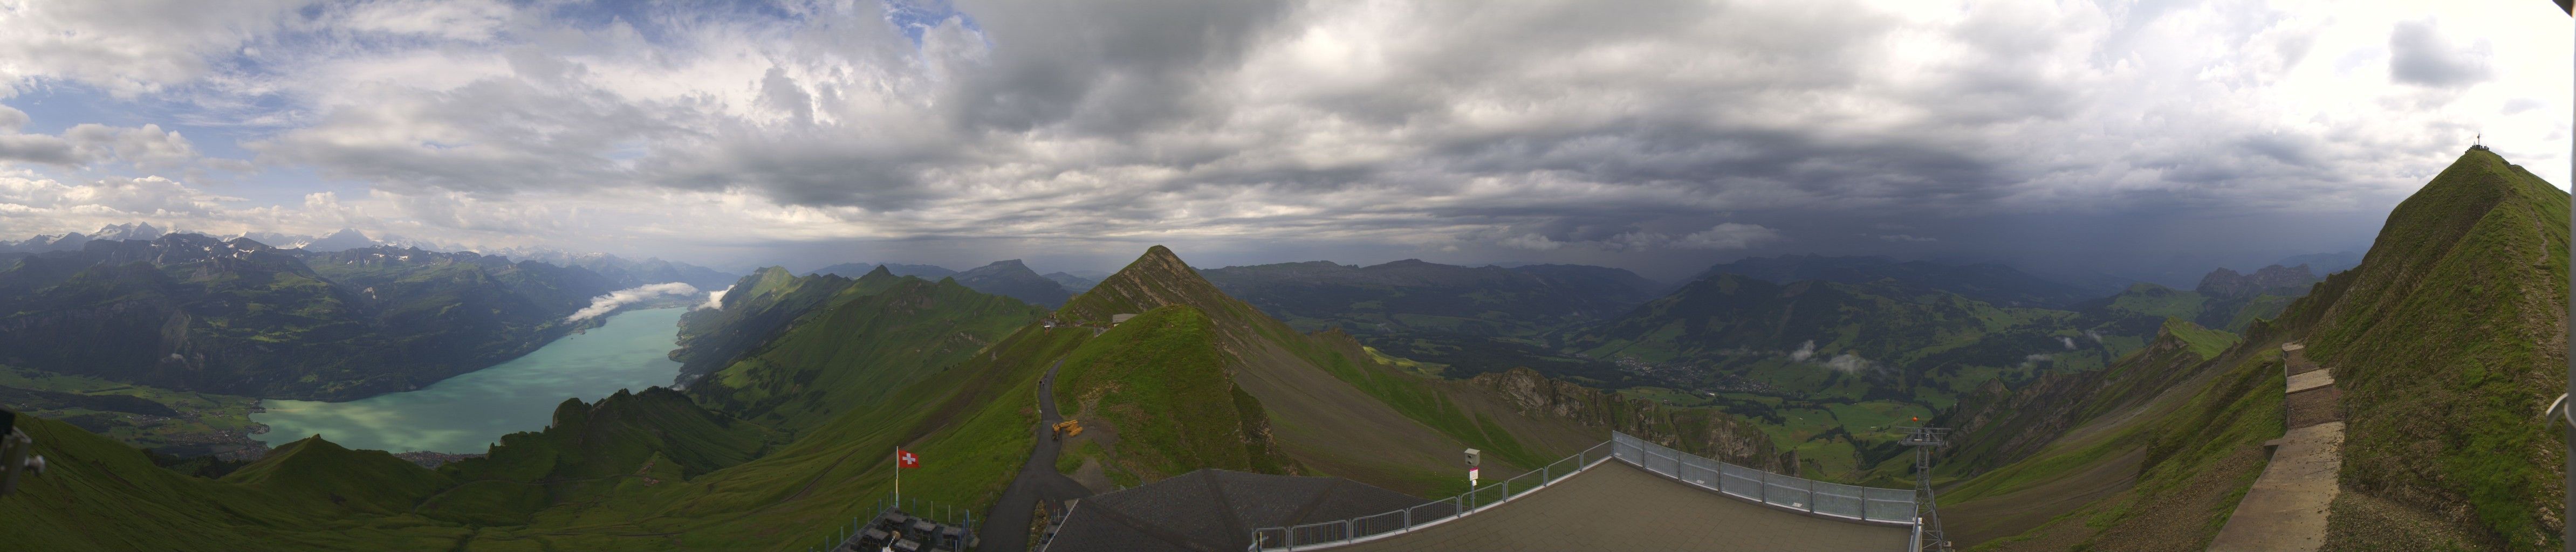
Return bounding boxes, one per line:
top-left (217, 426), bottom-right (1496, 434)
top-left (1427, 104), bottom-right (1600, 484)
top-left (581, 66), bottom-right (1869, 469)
top-left (897, 448), bottom-right (922, 469)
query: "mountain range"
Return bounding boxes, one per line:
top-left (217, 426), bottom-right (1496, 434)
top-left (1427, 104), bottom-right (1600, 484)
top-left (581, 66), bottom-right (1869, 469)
top-left (0, 234), bottom-right (712, 401)
top-left (0, 242), bottom-right (1805, 551)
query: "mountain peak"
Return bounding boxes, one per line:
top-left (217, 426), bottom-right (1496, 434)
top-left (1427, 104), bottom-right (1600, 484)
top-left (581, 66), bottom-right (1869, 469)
top-left (953, 258), bottom-right (1071, 307)
top-left (1059, 245), bottom-right (1244, 326)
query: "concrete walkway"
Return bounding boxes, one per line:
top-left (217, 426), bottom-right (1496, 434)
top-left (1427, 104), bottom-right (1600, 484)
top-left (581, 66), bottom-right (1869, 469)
top-left (2207, 343), bottom-right (2342, 552)
top-left (1328, 461), bottom-right (1911, 552)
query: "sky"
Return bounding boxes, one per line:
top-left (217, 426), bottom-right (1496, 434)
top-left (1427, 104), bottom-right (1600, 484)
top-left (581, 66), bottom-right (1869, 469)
top-left (0, 0), bottom-right (2566, 282)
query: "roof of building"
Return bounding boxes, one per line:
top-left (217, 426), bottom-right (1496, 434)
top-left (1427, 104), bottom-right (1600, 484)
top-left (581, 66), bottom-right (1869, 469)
top-left (1042, 468), bottom-right (1424, 552)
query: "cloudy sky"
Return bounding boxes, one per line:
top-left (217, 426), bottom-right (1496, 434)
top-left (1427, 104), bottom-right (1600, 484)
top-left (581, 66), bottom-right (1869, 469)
top-left (0, 0), bottom-right (2566, 282)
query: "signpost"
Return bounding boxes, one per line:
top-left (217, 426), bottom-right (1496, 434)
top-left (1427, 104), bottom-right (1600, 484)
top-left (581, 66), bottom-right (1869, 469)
top-left (1465, 448), bottom-right (1481, 487)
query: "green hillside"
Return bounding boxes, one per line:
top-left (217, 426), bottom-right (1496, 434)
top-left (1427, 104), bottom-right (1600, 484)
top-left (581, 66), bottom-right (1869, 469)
top-left (223, 434), bottom-right (451, 516)
top-left (417, 387), bottom-right (772, 526)
top-left (2284, 147), bottom-right (2567, 550)
top-left (1933, 147), bottom-right (2568, 551)
top-left (669, 266), bottom-right (862, 384)
top-left (1941, 333), bottom-right (2285, 551)
top-left (687, 272), bottom-right (1045, 435)
top-left (0, 415), bottom-right (479, 551)
top-left (1051, 304), bottom-right (1299, 479)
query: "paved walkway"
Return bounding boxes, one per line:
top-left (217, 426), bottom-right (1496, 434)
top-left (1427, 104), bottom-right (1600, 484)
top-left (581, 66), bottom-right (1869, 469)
top-left (1327, 461), bottom-right (1912, 552)
top-left (979, 360), bottom-right (1095, 552)
top-left (2207, 343), bottom-right (2342, 552)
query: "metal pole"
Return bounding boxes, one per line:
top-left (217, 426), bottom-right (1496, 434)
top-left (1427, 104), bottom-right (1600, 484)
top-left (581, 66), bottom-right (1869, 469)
top-left (2564, 7), bottom-right (2574, 546)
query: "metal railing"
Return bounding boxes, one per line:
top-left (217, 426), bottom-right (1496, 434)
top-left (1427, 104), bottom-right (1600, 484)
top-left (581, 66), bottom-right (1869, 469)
top-left (1611, 432), bottom-right (1917, 525)
top-left (1248, 439), bottom-right (1619, 550)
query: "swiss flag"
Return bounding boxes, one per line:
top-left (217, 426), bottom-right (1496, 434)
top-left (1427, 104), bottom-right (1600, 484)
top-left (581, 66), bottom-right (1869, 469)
top-left (898, 448), bottom-right (922, 469)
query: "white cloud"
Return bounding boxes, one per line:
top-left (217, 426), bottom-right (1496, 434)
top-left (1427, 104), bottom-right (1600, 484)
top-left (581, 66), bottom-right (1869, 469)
top-left (1499, 233), bottom-right (1563, 251)
top-left (1823, 352), bottom-right (1873, 374)
top-left (1879, 233), bottom-right (1937, 243)
top-left (697, 285), bottom-right (732, 310)
top-left (567, 282), bottom-right (700, 322)
top-left (1789, 340), bottom-right (1817, 362)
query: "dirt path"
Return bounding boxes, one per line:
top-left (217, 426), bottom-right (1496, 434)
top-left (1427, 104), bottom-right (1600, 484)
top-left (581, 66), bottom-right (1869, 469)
top-left (976, 359), bottom-right (1093, 552)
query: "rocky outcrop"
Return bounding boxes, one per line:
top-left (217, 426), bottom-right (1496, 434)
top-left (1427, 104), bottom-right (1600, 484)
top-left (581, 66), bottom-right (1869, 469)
top-left (1468, 367), bottom-right (1796, 474)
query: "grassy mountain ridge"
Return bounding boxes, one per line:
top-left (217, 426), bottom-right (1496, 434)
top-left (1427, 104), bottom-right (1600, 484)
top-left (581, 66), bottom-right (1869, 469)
top-left (669, 266), bottom-right (861, 386)
top-left (1050, 304), bottom-right (1300, 480)
top-left (1058, 246), bottom-right (1630, 495)
top-left (1936, 148), bottom-right (2566, 551)
top-left (223, 434), bottom-right (451, 516)
top-left (416, 387), bottom-right (772, 526)
top-left (687, 272), bottom-right (1046, 435)
top-left (0, 415), bottom-right (475, 551)
top-left (2282, 147), bottom-right (2567, 550)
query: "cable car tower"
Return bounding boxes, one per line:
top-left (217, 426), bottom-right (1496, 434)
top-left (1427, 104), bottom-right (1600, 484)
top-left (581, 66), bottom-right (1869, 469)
top-left (1900, 425), bottom-right (1953, 552)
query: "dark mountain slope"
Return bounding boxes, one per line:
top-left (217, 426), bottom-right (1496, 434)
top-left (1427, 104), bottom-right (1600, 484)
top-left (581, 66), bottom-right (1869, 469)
top-left (668, 267), bottom-right (862, 386)
top-left (1198, 259), bottom-right (1648, 337)
top-left (222, 434), bottom-right (450, 516)
top-left (809, 262), bottom-right (956, 279)
top-left (1687, 254), bottom-right (2099, 308)
top-left (0, 235), bottom-right (616, 400)
top-left (686, 273), bottom-right (1046, 434)
top-left (0, 414), bottom-right (478, 550)
top-left (2193, 264), bottom-right (2319, 298)
top-left (1932, 319), bottom-right (2236, 478)
top-left (950, 259), bottom-right (1073, 307)
top-left (1504, 263), bottom-right (1661, 302)
top-left (415, 387), bottom-right (772, 525)
top-left (1043, 271), bottom-right (1099, 292)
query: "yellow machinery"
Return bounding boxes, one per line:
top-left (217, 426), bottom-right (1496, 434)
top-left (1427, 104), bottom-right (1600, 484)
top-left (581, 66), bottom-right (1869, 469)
top-left (1051, 419), bottom-right (1084, 439)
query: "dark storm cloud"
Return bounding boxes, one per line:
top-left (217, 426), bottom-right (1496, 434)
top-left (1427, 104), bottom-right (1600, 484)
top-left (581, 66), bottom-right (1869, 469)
top-left (944, 0), bottom-right (1293, 135)
top-left (0, 0), bottom-right (2561, 280)
top-left (2389, 19), bottom-right (2493, 87)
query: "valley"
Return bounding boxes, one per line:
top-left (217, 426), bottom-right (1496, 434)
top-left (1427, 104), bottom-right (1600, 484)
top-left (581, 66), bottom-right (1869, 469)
top-left (0, 155), bottom-right (2557, 552)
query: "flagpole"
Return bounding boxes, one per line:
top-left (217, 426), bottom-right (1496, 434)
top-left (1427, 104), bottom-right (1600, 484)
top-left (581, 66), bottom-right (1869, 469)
top-left (895, 447), bottom-right (902, 507)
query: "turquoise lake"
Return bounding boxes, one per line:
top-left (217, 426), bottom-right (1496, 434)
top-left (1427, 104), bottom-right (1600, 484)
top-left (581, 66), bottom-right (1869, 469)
top-left (250, 307), bottom-right (688, 453)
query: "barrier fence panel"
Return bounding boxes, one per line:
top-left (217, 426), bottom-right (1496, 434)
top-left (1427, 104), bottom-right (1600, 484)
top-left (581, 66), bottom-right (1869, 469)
top-left (1354, 510), bottom-right (1407, 539)
top-left (1607, 432), bottom-right (1918, 525)
top-left (1246, 434), bottom-right (1913, 550)
top-left (1245, 440), bottom-right (1616, 550)
top-left (1866, 487), bottom-right (1916, 522)
top-left (1813, 486), bottom-right (1865, 519)
top-left (1718, 463), bottom-right (1764, 500)
top-left (1763, 471), bottom-right (1815, 512)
